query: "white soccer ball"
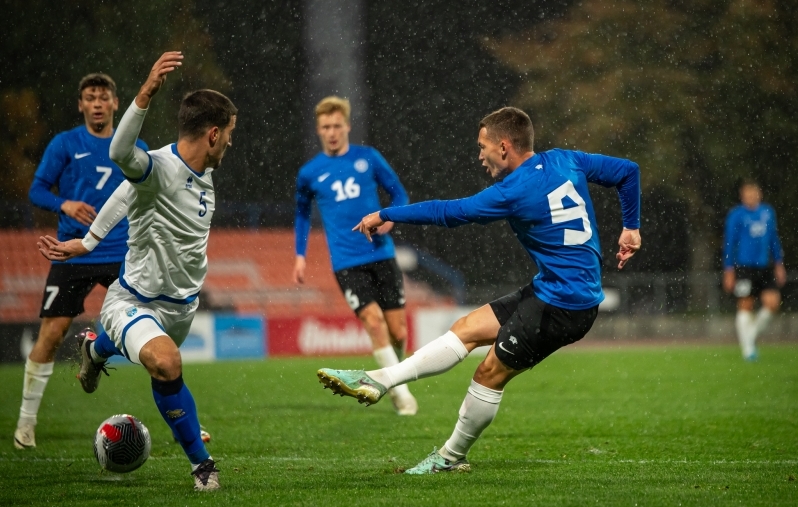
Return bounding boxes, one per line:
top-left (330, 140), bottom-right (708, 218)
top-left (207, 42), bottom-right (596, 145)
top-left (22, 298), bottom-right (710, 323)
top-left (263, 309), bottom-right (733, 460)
top-left (93, 414), bottom-right (152, 473)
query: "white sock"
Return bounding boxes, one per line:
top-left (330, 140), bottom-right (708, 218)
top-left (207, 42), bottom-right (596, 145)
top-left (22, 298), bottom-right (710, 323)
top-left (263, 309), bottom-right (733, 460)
top-left (367, 331), bottom-right (468, 388)
top-left (735, 310), bottom-right (756, 358)
top-left (372, 345), bottom-right (412, 398)
top-left (754, 308), bottom-right (773, 335)
top-left (89, 342), bottom-right (102, 363)
top-left (440, 380), bottom-right (503, 461)
top-left (18, 358), bottom-right (54, 426)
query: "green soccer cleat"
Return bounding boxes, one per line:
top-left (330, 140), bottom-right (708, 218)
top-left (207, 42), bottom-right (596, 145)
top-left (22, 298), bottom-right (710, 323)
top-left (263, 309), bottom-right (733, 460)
top-left (405, 447), bottom-right (471, 475)
top-left (317, 368), bottom-right (388, 406)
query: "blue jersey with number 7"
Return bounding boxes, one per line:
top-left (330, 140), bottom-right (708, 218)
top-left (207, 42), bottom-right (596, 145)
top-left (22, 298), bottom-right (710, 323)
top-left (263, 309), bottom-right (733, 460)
top-left (295, 145), bottom-right (409, 272)
top-left (379, 149), bottom-right (641, 310)
top-left (29, 125), bottom-right (148, 264)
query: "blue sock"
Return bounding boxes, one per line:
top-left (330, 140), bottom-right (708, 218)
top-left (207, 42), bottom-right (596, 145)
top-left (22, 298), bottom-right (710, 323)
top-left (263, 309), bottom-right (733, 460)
top-left (151, 375), bottom-right (209, 465)
top-left (92, 331), bottom-right (122, 359)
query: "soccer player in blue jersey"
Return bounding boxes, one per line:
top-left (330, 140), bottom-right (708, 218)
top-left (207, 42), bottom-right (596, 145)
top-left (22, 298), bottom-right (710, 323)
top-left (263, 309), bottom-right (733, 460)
top-left (317, 107), bottom-right (641, 473)
top-left (722, 180), bottom-right (786, 361)
top-left (294, 96), bottom-right (418, 415)
top-left (14, 74), bottom-right (148, 450)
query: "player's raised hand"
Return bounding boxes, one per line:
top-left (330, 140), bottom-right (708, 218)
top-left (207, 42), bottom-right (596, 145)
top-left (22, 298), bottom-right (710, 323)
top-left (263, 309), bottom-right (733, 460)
top-left (352, 211), bottom-right (385, 243)
top-left (136, 51), bottom-right (183, 109)
top-left (60, 200), bottom-right (97, 226)
top-left (37, 235), bottom-right (90, 262)
top-left (616, 228), bottom-right (641, 269)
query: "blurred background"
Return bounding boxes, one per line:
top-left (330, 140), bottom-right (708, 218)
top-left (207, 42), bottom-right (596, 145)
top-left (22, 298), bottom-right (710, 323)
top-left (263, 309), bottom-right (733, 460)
top-left (1, 0), bottom-right (796, 360)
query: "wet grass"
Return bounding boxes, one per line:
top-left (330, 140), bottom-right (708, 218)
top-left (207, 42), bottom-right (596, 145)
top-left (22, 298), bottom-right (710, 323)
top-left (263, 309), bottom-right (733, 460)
top-left (0, 344), bottom-right (796, 506)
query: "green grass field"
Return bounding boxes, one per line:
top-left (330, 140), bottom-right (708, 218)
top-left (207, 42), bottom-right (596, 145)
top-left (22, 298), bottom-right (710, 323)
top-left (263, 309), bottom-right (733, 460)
top-left (1, 344), bottom-right (796, 506)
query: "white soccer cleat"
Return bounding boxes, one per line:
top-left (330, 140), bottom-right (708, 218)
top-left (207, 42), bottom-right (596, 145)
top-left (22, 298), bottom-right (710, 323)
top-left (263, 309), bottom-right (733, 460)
top-left (192, 458), bottom-right (220, 491)
top-left (390, 390), bottom-right (418, 416)
top-left (14, 423), bottom-right (36, 449)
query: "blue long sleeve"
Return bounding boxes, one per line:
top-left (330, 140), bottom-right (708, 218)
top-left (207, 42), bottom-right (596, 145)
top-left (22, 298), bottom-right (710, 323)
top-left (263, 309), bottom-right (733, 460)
top-left (294, 174), bottom-right (313, 256)
top-left (770, 212), bottom-right (784, 263)
top-left (29, 175), bottom-right (65, 212)
top-left (380, 185), bottom-right (509, 227)
top-left (723, 211), bottom-right (740, 269)
top-left (578, 152), bottom-right (641, 229)
top-left (373, 152), bottom-right (409, 207)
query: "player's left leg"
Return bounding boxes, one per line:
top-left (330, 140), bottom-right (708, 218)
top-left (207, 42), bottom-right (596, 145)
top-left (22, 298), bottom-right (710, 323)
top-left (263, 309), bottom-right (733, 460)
top-left (136, 334), bottom-right (218, 491)
top-left (755, 288), bottom-right (781, 339)
top-left (406, 292), bottom-right (598, 474)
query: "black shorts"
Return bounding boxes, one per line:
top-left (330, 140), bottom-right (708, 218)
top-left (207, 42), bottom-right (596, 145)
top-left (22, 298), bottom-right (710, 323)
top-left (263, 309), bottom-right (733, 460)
top-left (490, 284), bottom-right (599, 371)
top-left (733, 267), bottom-right (777, 298)
top-left (39, 262), bottom-right (121, 318)
top-left (334, 259), bottom-right (405, 314)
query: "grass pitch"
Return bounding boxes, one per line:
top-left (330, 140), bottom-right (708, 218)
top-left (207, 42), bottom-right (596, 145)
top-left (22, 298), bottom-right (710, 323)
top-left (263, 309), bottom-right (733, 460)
top-left (1, 343), bottom-right (796, 506)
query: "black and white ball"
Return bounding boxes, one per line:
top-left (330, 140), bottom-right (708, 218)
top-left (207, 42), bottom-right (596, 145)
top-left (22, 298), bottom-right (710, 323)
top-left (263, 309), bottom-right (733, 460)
top-left (93, 414), bottom-right (151, 473)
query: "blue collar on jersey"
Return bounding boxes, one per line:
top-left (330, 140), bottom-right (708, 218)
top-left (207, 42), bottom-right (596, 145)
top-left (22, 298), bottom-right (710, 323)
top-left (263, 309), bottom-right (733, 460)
top-left (171, 144), bottom-right (206, 178)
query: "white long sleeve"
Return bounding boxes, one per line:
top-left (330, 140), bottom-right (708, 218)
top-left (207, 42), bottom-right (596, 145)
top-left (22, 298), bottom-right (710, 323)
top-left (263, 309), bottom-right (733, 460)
top-left (89, 180), bottom-right (133, 240)
top-left (109, 101), bottom-right (151, 181)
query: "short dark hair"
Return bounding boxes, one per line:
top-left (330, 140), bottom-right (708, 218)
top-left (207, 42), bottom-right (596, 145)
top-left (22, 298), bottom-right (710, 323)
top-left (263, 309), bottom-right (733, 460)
top-left (479, 107), bottom-right (534, 153)
top-left (78, 73), bottom-right (116, 97)
top-left (739, 178), bottom-right (760, 190)
top-left (178, 89), bottom-right (238, 139)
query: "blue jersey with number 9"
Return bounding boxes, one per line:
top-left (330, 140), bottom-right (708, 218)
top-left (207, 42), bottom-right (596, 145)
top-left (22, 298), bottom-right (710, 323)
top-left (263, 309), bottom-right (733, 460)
top-left (380, 149), bottom-right (641, 310)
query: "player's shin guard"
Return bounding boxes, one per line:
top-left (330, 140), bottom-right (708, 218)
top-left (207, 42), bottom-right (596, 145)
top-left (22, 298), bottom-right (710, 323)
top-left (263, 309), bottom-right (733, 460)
top-left (441, 380), bottom-right (503, 461)
top-left (91, 331), bottom-right (121, 360)
top-left (151, 375), bottom-right (209, 465)
top-left (368, 331), bottom-right (468, 387)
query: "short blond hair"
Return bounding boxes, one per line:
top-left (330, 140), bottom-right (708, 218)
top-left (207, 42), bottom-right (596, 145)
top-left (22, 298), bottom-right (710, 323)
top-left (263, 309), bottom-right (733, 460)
top-left (315, 96), bottom-right (351, 124)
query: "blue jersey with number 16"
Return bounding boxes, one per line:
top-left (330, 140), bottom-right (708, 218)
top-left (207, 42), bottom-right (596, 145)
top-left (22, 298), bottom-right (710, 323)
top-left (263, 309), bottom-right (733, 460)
top-left (295, 145), bottom-right (409, 272)
top-left (380, 149), bottom-right (640, 310)
top-left (29, 125), bottom-right (148, 264)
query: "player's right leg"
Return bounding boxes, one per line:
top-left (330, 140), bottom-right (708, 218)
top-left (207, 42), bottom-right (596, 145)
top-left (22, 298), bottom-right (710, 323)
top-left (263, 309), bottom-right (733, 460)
top-left (15, 316), bottom-right (72, 449)
top-left (317, 304), bottom-right (497, 404)
top-left (15, 262), bottom-right (102, 449)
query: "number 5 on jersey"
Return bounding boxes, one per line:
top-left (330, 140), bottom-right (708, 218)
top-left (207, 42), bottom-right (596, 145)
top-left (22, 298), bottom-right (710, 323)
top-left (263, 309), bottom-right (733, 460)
top-left (332, 177), bottom-right (360, 202)
top-left (198, 191), bottom-right (207, 217)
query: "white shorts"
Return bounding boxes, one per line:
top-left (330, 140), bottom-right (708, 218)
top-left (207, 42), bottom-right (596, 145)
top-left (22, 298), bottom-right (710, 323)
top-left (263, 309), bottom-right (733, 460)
top-left (100, 280), bottom-right (199, 365)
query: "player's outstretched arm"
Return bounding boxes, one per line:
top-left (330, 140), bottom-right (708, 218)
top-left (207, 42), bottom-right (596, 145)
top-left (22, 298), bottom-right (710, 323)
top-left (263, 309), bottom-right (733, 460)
top-left (37, 235), bottom-right (90, 262)
top-left (110, 52), bottom-right (182, 181)
top-left (616, 228), bottom-right (641, 270)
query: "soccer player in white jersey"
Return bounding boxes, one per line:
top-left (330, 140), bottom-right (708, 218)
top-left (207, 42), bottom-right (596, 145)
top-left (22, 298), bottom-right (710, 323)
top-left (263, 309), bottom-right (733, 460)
top-left (37, 52), bottom-right (236, 491)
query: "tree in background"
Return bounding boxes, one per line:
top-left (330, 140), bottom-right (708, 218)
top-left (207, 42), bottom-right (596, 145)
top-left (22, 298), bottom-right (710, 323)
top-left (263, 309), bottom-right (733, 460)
top-left (1, 0), bottom-right (228, 223)
top-left (485, 0), bottom-right (797, 307)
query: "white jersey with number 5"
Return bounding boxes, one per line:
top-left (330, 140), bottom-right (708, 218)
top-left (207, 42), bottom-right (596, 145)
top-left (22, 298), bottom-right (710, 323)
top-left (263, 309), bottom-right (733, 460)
top-left (120, 144), bottom-right (215, 303)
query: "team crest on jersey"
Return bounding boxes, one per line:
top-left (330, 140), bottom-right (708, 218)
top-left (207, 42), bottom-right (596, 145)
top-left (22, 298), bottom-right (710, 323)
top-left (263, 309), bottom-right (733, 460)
top-left (185, 176), bottom-right (194, 189)
top-left (354, 159), bottom-right (369, 173)
top-left (509, 335), bottom-right (518, 345)
top-left (126, 307), bottom-right (138, 317)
